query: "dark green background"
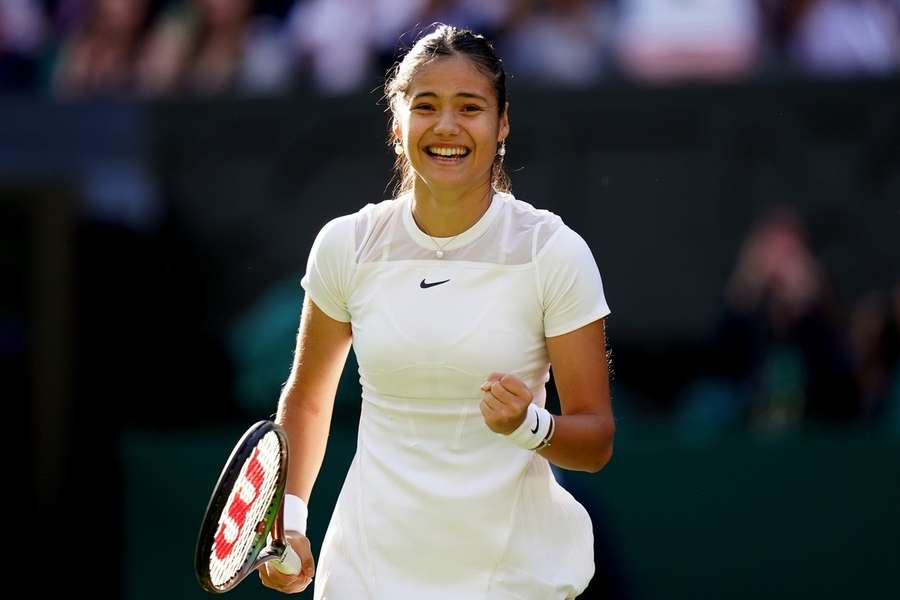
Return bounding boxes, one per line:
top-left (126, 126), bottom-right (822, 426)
top-left (124, 415), bottom-right (899, 599)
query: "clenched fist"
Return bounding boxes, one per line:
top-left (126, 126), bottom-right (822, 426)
top-left (479, 372), bottom-right (533, 434)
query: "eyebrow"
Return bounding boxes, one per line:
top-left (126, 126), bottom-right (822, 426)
top-left (411, 91), bottom-right (490, 103)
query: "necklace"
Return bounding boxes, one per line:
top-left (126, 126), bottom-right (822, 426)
top-left (412, 188), bottom-right (493, 259)
top-left (426, 232), bottom-right (460, 259)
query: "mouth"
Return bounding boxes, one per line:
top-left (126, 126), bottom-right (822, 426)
top-left (425, 145), bottom-right (471, 163)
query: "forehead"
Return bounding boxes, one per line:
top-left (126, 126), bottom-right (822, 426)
top-left (406, 54), bottom-right (496, 102)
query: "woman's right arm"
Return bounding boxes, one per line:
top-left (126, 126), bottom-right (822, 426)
top-left (260, 295), bottom-right (352, 594)
top-left (277, 294), bottom-right (353, 505)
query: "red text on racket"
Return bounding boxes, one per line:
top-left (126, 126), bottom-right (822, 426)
top-left (195, 421), bottom-right (302, 593)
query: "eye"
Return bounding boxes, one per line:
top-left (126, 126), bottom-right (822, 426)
top-left (413, 103), bottom-right (435, 112)
top-left (461, 104), bottom-right (484, 113)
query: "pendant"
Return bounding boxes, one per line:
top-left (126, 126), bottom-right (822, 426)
top-left (436, 250), bottom-right (444, 259)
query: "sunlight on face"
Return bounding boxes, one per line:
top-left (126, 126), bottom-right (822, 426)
top-left (395, 54), bottom-right (509, 195)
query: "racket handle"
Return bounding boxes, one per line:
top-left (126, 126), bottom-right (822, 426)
top-left (272, 543), bottom-right (302, 576)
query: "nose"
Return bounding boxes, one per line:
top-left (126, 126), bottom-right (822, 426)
top-left (433, 107), bottom-right (459, 136)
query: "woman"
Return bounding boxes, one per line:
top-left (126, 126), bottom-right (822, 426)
top-left (261, 25), bottom-right (615, 599)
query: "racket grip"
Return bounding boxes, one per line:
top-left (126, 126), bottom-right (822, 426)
top-left (272, 543), bottom-right (302, 576)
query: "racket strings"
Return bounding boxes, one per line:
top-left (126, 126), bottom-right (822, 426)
top-left (209, 431), bottom-right (283, 588)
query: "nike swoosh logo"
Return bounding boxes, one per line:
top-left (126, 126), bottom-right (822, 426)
top-left (420, 278), bottom-right (450, 289)
top-left (530, 412), bottom-right (540, 434)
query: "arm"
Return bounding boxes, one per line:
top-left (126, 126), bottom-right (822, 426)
top-left (479, 318), bottom-right (614, 473)
top-left (275, 295), bottom-right (353, 504)
top-left (260, 296), bottom-right (351, 593)
top-left (480, 224), bottom-right (613, 472)
top-left (538, 318), bottom-right (614, 472)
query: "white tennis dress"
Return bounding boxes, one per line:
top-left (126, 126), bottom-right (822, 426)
top-left (300, 191), bottom-right (610, 599)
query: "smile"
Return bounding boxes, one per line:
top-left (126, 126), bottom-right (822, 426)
top-left (425, 145), bottom-right (471, 161)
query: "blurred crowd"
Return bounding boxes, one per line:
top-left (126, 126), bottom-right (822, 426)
top-left (677, 207), bottom-right (899, 435)
top-left (1, 0), bottom-right (899, 99)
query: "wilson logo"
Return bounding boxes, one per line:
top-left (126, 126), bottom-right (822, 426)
top-left (213, 447), bottom-right (265, 559)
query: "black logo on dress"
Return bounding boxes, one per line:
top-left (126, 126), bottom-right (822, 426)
top-left (530, 413), bottom-right (540, 434)
top-left (420, 278), bottom-right (450, 289)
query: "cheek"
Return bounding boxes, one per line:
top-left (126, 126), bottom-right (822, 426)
top-left (401, 117), bottom-right (427, 148)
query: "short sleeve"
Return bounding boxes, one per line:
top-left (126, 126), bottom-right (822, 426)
top-left (299, 214), bottom-right (356, 322)
top-left (536, 225), bottom-right (611, 337)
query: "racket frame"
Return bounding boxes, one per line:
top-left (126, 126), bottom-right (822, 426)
top-left (194, 420), bottom-right (296, 593)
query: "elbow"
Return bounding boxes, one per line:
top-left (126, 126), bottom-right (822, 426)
top-left (585, 419), bottom-right (615, 473)
top-left (587, 443), bottom-right (613, 473)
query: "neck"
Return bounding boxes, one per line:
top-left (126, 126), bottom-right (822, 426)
top-left (410, 179), bottom-right (494, 237)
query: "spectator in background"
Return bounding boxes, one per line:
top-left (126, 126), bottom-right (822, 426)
top-left (715, 208), bottom-right (860, 427)
top-left (850, 286), bottom-right (900, 421)
top-left (368, 0), bottom-right (519, 60)
top-left (139, 0), bottom-right (289, 96)
top-left (50, 0), bottom-right (155, 98)
top-left (788, 0), bottom-right (900, 76)
top-left (502, 0), bottom-right (613, 87)
top-left (0, 0), bottom-right (47, 92)
top-left (615, 0), bottom-right (759, 82)
top-left (283, 0), bottom-right (519, 96)
top-left (283, 0), bottom-right (377, 95)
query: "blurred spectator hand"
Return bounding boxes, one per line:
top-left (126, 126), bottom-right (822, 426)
top-left (727, 208), bottom-right (822, 321)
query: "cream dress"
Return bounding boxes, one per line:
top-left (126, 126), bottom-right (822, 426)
top-left (301, 192), bottom-right (610, 599)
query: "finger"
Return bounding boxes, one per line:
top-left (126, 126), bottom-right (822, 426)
top-left (481, 372), bottom-right (505, 391)
top-left (296, 543), bottom-right (316, 580)
top-left (258, 562), bottom-right (300, 590)
top-left (479, 398), bottom-right (492, 420)
top-left (260, 562), bottom-right (312, 594)
top-left (481, 385), bottom-right (513, 412)
top-left (282, 532), bottom-right (315, 578)
top-left (499, 373), bottom-right (530, 397)
top-left (488, 380), bottom-right (520, 405)
top-left (480, 395), bottom-right (502, 415)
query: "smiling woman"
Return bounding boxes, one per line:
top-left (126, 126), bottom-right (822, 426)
top-left (261, 24), bottom-right (615, 600)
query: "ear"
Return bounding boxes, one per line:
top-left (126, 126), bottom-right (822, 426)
top-left (391, 114), bottom-right (402, 146)
top-left (498, 101), bottom-right (510, 143)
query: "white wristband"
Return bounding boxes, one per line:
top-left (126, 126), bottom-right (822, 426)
top-left (283, 494), bottom-right (308, 536)
top-left (505, 403), bottom-right (554, 451)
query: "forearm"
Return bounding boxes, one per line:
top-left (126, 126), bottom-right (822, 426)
top-left (275, 378), bottom-right (335, 504)
top-left (537, 411), bottom-right (614, 473)
top-left (274, 296), bottom-right (352, 505)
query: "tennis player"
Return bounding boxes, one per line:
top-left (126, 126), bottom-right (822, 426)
top-left (260, 25), bottom-right (615, 599)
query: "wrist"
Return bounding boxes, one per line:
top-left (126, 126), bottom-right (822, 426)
top-left (283, 493), bottom-right (308, 536)
top-left (504, 403), bottom-right (554, 451)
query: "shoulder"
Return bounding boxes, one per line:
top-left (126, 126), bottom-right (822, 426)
top-left (500, 193), bottom-right (563, 229)
top-left (354, 197), bottom-right (401, 232)
top-left (316, 198), bottom-right (399, 247)
top-left (496, 192), bottom-right (568, 258)
top-left (536, 222), bottom-right (593, 265)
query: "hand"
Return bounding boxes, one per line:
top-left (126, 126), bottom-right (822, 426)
top-left (259, 532), bottom-right (316, 594)
top-left (479, 372), bottom-right (533, 435)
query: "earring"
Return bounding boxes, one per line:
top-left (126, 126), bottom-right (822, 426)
top-left (394, 143), bottom-right (403, 156)
top-left (498, 141), bottom-right (506, 157)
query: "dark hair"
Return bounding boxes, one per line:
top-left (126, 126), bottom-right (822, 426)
top-left (384, 24), bottom-right (511, 196)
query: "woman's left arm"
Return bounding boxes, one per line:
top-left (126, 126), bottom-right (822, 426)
top-left (539, 318), bottom-right (614, 472)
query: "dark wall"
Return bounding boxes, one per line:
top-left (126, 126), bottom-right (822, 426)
top-left (145, 78), bottom-right (900, 344)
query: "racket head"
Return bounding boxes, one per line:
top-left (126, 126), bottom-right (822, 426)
top-left (194, 421), bottom-right (290, 593)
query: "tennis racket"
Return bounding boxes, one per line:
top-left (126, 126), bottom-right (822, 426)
top-left (194, 420), bottom-right (302, 593)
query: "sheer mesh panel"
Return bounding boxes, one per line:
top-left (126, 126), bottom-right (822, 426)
top-left (354, 193), bottom-right (564, 266)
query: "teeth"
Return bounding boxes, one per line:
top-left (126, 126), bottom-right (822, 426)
top-left (429, 146), bottom-right (467, 157)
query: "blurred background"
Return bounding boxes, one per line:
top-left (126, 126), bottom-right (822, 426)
top-left (6, 0), bottom-right (899, 598)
